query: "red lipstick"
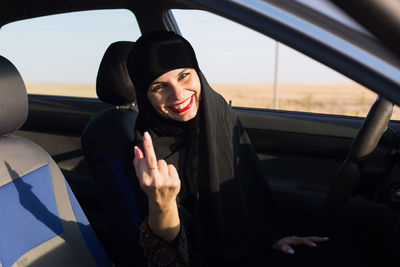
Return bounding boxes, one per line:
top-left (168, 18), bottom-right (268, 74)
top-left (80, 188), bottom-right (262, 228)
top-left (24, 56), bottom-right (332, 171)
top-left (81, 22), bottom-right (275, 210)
top-left (169, 95), bottom-right (194, 113)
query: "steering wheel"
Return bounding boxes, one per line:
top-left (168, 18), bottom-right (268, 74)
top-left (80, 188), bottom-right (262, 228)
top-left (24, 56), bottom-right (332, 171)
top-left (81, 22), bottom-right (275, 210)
top-left (324, 96), bottom-right (394, 215)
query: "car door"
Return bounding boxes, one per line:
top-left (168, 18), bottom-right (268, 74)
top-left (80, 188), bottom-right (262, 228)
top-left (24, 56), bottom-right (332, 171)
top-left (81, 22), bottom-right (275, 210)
top-left (0, 9), bottom-right (141, 228)
top-left (169, 6), bottom-right (400, 216)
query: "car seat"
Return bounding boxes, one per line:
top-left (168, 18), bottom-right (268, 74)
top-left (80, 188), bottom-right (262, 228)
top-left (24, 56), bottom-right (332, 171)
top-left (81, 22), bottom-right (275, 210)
top-left (81, 41), bottom-right (145, 266)
top-left (0, 55), bottom-right (112, 266)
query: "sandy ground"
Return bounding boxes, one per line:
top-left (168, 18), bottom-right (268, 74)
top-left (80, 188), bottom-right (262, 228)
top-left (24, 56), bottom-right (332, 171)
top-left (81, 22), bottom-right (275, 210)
top-left (26, 82), bottom-right (400, 120)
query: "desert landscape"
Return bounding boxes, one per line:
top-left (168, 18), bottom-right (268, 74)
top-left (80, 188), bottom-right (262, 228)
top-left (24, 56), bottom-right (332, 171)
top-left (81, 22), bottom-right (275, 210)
top-left (26, 82), bottom-right (400, 120)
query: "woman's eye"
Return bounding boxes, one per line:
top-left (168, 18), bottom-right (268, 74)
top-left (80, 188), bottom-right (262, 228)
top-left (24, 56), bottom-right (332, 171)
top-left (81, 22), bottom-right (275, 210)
top-left (151, 84), bottom-right (164, 92)
top-left (179, 72), bottom-right (190, 80)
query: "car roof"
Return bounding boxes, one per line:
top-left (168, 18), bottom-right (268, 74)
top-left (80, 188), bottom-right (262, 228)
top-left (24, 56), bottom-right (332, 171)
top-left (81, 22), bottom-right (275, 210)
top-left (0, 0), bottom-right (182, 26)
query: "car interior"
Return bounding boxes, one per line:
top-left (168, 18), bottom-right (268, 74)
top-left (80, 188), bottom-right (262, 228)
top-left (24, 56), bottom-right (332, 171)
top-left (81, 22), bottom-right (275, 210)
top-left (1, 0), bottom-right (400, 266)
top-left (80, 41), bottom-right (140, 258)
top-left (0, 55), bottom-right (112, 266)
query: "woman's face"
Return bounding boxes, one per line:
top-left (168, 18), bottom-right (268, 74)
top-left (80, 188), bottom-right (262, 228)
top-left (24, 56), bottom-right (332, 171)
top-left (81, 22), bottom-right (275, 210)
top-left (147, 68), bottom-right (201, 122)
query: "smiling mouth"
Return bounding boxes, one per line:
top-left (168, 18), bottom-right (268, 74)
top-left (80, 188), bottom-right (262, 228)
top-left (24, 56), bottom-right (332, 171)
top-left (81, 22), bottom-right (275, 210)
top-left (169, 95), bottom-right (194, 113)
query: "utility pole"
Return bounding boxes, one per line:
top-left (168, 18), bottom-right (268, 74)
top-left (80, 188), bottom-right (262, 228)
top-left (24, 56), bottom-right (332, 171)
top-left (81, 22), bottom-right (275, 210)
top-left (273, 41), bottom-right (279, 109)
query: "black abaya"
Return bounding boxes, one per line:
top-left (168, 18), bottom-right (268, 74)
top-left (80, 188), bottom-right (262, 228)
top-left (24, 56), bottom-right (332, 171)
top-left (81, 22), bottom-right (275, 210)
top-left (129, 72), bottom-right (282, 265)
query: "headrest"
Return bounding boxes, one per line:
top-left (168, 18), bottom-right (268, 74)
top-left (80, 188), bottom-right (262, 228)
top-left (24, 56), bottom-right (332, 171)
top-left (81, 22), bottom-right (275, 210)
top-left (96, 41), bottom-right (136, 106)
top-left (0, 56), bottom-right (28, 137)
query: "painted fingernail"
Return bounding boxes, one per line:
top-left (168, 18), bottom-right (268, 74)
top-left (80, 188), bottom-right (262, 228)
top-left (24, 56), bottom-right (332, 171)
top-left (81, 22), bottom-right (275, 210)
top-left (288, 249), bottom-right (295, 255)
top-left (312, 242), bottom-right (317, 247)
top-left (134, 146), bottom-right (138, 157)
top-left (144, 131), bottom-right (150, 140)
top-left (323, 237), bottom-right (330, 240)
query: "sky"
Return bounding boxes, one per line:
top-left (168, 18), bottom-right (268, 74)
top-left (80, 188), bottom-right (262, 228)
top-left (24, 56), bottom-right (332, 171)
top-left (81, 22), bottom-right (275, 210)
top-left (0, 3), bottom-right (354, 84)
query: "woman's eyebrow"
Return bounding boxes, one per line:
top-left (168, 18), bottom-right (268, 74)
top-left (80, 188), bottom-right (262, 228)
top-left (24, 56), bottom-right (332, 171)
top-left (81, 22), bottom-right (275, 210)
top-left (177, 68), bottom-right (190, 77)
top-left (151, 81), bottom-right (165, 86)
top-left (151, 69), bottom-right (190, 86)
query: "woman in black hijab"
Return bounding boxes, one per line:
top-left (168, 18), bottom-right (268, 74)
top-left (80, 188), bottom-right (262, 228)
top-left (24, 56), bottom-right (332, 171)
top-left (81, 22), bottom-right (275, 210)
top-left (126, 31), bottom-right (329, 266)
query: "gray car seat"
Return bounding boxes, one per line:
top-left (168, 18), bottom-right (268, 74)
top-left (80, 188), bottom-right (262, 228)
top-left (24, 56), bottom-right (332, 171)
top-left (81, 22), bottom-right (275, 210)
top-left (0, 55), bottom-right (112, 266)
top-left (81, 41), bottom-right (145, 266)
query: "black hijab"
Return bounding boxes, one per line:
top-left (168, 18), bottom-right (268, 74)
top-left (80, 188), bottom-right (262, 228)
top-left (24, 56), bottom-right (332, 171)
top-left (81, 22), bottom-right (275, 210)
top-left (127, 31), bottom-right (280, 264)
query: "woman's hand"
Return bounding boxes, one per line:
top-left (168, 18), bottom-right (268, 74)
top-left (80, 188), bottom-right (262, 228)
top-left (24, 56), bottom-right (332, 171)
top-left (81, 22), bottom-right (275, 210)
top-left (134, 131), bottom-right (181, 209)
top-left (273, 236), bottom-right (329, 255)
top-left (134, 131), bottom-right (181, 242)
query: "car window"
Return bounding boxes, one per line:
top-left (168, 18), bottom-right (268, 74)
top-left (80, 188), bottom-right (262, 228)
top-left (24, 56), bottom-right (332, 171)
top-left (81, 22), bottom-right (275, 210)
top-left (0, 9), bottom-right (140, 98)
top-left (172, 9), bottom-right (400, 119)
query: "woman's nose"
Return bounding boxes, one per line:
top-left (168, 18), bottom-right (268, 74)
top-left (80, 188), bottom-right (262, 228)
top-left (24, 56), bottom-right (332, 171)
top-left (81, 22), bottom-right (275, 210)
top-left (169, 83), bottom-right (185, 99)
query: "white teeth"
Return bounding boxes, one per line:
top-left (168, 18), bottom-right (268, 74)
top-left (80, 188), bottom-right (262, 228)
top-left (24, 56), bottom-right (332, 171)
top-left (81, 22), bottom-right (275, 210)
top-left (172, 96), bottom-right (191, 110)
